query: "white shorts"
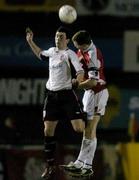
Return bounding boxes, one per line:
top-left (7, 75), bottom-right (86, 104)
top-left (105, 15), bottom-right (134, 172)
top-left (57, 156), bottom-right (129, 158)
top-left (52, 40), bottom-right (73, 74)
top-left (82, 88), bottom-right (109, 120)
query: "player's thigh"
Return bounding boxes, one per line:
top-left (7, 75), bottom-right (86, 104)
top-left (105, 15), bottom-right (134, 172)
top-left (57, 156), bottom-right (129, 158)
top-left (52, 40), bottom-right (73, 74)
top-left (82, 90), bottom-right (95, 112)
top-left (97, 89), bottom-right (109, 108)
top-left (95, 89), bottom-right (109, 115)
top-left (44, 121), bottom-right (58, 136)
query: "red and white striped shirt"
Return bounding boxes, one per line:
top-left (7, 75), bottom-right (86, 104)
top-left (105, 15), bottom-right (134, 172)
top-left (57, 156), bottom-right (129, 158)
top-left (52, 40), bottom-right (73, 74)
top-left (77, 42), bottom-right (106, 93)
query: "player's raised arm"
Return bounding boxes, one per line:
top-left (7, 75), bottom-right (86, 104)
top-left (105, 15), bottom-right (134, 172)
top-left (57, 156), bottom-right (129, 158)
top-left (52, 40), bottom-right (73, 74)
top-left (26, 27), bottom-right (42, 59)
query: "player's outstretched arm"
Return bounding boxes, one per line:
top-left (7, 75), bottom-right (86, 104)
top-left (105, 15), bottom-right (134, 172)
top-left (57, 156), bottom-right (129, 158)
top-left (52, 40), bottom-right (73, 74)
top-left (78, 79), bottom-right (97, 89)
top-left (26, 27), bottom-right (42, 59)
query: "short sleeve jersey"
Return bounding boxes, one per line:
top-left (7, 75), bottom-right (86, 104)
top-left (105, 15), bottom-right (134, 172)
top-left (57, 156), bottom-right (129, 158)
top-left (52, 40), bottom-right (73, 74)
top-left (40, 47), bottom-right (84, 91)
top-left (77, 42), bottom-right (106, 93)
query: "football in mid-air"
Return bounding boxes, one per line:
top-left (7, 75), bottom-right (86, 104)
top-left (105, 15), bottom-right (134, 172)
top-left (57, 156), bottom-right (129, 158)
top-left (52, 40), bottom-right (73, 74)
top-left (58, 5), bottom-right (77, 24)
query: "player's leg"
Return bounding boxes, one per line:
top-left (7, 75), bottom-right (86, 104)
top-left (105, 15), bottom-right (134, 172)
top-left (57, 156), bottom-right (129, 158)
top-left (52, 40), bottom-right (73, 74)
top-left (65, 116), bottom-right (99, 178)
top-left (72, 89), bottom-right (109, 177)
top-left (41, 91), bottom-right (59, 179)
top-left (41, 120), bottom-right (58, 179)
top-left (64, 89), bottom-right (108, 177)
top-left (73, 116), bottom-right (99, 177)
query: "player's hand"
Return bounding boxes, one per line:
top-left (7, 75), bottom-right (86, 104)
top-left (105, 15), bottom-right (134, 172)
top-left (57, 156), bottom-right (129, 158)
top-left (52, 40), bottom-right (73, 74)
top-left (26, 27), bottom-right (33, 42)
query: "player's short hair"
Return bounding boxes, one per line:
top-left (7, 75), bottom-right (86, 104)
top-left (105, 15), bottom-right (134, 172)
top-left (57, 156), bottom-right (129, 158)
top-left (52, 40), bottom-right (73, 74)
top-left (72, 30), bottom-right (92, 45)
top-left (56, 26), bottom-right (72, 39)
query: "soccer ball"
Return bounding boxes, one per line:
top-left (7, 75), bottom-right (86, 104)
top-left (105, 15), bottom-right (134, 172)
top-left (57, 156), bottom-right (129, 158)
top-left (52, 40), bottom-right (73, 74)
top-left (58, 5), bottom-right (77, 24)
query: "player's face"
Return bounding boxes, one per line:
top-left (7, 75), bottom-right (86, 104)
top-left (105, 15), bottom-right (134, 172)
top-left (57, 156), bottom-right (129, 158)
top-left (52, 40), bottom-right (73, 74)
top-left (55, 32), bottom-right (69, 50)
top-left (73, 41), bottom-right (89, 51)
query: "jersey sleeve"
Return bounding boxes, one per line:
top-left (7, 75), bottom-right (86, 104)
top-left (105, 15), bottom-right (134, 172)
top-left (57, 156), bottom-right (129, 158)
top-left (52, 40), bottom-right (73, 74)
top-left (87, 49), bottom-right (100, 80)
top-left (68, 50), bottom-right (84, 75)
top-left (39, 47), bottom-right (53, 61)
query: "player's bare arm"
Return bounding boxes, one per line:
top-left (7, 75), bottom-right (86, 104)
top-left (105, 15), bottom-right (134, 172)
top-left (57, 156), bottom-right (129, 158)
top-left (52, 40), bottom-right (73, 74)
top-left (78, 78), bottom-right (97, 89)
top-left (71, 71), bottom-right (84, 88)
top-left (26, 27), bottom-right (42, 59)
top-left (76, 72), bottom-right (84, 83)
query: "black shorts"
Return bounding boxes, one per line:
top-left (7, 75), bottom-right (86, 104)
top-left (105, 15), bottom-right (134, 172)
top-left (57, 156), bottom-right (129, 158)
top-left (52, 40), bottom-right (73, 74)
top-left (43, 89), bottom-right (83, 121)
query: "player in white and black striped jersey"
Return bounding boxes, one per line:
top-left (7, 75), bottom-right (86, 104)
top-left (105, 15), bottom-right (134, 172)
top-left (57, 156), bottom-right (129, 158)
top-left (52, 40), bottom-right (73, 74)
top-left (26, 26), bottom-right (85, 179)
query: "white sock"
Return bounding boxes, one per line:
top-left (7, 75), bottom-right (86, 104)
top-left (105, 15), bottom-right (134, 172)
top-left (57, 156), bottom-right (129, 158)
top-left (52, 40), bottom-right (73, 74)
top-left (74, 138), bottom-right (97, 169)
top-left (83, 138), bottom-right (97, 169)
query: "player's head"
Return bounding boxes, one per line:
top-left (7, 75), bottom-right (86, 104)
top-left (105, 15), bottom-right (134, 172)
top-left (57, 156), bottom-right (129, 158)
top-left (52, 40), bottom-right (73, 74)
top-left (56, 26), bottom-right (71, 39)
top-left (72, 30), bottom-right (92, 50)
top-left (55, 26), bottom-right (72, 49)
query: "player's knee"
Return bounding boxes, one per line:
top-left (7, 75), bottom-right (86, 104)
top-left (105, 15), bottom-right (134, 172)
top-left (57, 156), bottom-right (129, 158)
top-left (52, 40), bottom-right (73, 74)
top-left (74, 126), bottom-right (84, 133)
top-left (73, 124), bottom-right (84, 133)
top-left (71, 119), bottom-right (85, 133)
top-left (44, 127), bottom-right (52, 136)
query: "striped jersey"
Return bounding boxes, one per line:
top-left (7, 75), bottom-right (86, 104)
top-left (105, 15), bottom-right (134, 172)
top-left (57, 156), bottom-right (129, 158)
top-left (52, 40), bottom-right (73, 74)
top-left (77, 42), bottom-right (106, 93)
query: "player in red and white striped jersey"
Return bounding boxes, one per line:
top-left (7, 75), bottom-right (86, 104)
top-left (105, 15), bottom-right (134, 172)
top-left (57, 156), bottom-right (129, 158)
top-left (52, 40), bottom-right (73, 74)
top-left (63, 30), bottom-right (109, 177)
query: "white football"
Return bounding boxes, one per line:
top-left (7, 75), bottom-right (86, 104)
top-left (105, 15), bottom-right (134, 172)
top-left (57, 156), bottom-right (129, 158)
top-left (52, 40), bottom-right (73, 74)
top-left (58, 5), bottom-right (77, 24)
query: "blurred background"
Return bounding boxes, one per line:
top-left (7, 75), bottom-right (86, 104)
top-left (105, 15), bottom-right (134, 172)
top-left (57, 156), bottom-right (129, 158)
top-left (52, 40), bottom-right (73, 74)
top-left (0, 0), bottom-right (139, 179)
